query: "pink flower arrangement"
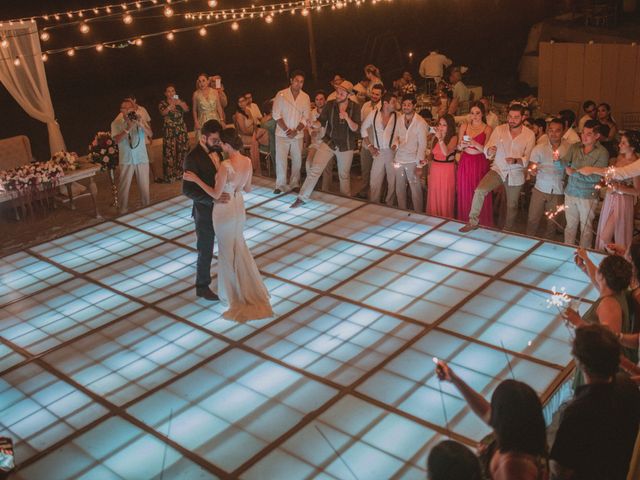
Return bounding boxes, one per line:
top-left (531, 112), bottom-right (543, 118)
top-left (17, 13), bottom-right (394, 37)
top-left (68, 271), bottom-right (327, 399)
top-left (88, 131), bottom-right (119, 170)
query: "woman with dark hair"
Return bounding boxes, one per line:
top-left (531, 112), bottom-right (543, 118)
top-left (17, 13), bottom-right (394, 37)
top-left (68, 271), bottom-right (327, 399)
top-left (427, 440), bottom-right (482, 480)
top-left (158, 84), bottom-right (190, 182)
top-left (233, 95), bottom-right (268, 174)
top-left (183, 128), bottom-right (273, 321)
top-left (425, 113), bottom-right (458, 218)
top-left (597, 102), bottom-right (618, 155)
top-left (435, 362), bottom-right (548, 479)
top-left (457, 101), bottom-right (493, 226)
top-left (594, 131), bottom-right (640, 251)
top-left (260, 99), bottom-right (277, 166)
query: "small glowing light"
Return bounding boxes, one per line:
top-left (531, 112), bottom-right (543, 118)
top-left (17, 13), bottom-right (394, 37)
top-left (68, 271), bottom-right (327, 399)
top-left (41, 53), bottom-right (48, 61)
top-left (301, 8), bottom-right (309, 15)
top-left (78, 11), bottom-right (84, 17)
top-left (123, 13), bottom-right (133, 24)
top-left (199, 27), bottom-right (207, 36)
top-left (136, 2), bottom-right (142, 8)
top-left (408, 51), bottom-right (413, 58)
top-left (106, 6), bottom-right (112, 13)
top-left (67, 48), bottom-right (75, 56)
top-left (54, 14), bottom-right (60, 20)
top-left (231, 21), bottom-right (239, 30)
top-left (80, 22), bottom-right (90, 33)
top-left (208, 0), bottom-right (218, 6)
top-left (40, 31), bottom-right (50, 41)
top-left (265, 14), bottom-right (273, 23)
top-left (121, 3), bottom-right (128, 10)
top-left (43, 15), bottom-right (49, 20)
top-left (96, 44), bottom-right (104, 52)
top-left (527, 340), bottom-right (533, 347)
top-left (283, 57), bottom-right (288, 63)
top-left (432, 357), bottom-right (439, 364)
top-left (67, 12), bottom-right (74, 18)
top-left (93, 8), bottom-right (99, 14)
top-left (135, 38), bottom-right (143, 46)
top-left (166, 31), bottom-right (175, 40)
top-left (164, 6), bottom-right (174, 17)
top-left (1, 38), bottom-right (9, 48)
top-left (13, 57), bottom-right (20, 66)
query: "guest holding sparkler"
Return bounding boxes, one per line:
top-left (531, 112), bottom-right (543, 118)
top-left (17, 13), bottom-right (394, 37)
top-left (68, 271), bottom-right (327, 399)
top-left (434, 362), bottom-right (548, 479)
top-left (594, 132), bottom-right (640, 251)
top-left (525, 118), bottom-right (569, 238)
top-left (562, 120), bottom-right (609, 247)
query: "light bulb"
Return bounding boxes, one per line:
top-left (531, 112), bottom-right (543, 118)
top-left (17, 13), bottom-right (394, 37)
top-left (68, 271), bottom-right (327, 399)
top-left (164, 6), bottom-right (174, 17)
top-left (265, 15), bottom-right (273, 23)
top-left (167, 31), bottom-right (175, 40)
top-left (301, 8), bottom-right (309, 15)
top-left (96, 44), bottom-right (104, 52)
top-left (199, 27), bottom-right (207, 36)
top-left (231, 21), bottom-right (239, 30)
top-left (67, 48), bottom-right (75, 56)
top-left (123, 14), bottom-right (133, 24)
top-left (135, 38), bottom-right (143, 46)
top-left (1, 38), bottom-right (8, 48)
top-left (208, 0), bottom-right (218, 6)
top-left (41, 53), bottom-right (48, 61)
top-left (13, 57), bottom-right (20, 66)
top-left (40, 31), bottom-right (50, 41)
top-left (80, 23), bottom-right (90, 33)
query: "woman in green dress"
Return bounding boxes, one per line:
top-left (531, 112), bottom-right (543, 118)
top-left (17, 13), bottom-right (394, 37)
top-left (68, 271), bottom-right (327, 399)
top-left (159, 84), bottom-right (190, 182)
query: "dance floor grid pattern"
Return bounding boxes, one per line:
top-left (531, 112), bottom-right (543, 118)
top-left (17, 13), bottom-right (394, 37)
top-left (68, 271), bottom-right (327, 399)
top-left (1, 181), bottom-right (593, 479)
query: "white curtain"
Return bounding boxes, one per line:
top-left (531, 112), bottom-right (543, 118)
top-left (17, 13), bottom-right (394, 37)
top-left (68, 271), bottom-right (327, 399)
top-left (0, 21), bottom-right (65, 154)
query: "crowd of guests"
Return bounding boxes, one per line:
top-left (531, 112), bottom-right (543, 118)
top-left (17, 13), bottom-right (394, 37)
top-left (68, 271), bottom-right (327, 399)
top-left (105, 58), bottom-right (640, 478)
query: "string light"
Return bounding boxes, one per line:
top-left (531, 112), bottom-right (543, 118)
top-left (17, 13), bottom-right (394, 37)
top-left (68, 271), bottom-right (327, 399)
top-left (41, 53), bottom-right (48, 61)
top-left (166, 31), bottom-right (175, 40)
top-left (164, 6), bottom-right (174, 16)
top-left (80, 22), bottom-right (90, 33)
top-left (135, 37), bottom-right (143, 45)
top-left (265, 14), bottom-right (274, 23)
top-left (13, 57), bottom-right (21, 66)
top-left (231, 21), bottom-right (239, 30)
top-left (123, 13), bottom-right (133, 24)
top-left (199, 26), bottom-right (207, 36)
top-left (66, 48), bottom-right (75, 56)
top-left (96, 44), bottom-right (104, 51)
top-left (0, 38), bottom-right (8, 49)
top-left (40, 31), bottom-right (50, 41)
top-left (208, 0), bottom-right (218, 6)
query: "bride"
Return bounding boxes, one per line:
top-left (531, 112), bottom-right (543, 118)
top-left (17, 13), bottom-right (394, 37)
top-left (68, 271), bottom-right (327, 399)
top-left (183, 128), bottom-right (273, 321)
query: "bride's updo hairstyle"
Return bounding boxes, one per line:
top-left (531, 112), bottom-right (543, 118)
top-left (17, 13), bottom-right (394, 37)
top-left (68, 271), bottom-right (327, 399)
top-left (220, 127), bottom-right (244, 151)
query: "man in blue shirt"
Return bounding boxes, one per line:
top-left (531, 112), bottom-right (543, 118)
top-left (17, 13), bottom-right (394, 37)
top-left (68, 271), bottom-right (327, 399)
top-left (111, 99), bottom-right (152, 214)
top-left (562, 120), bottom-right (609, 247)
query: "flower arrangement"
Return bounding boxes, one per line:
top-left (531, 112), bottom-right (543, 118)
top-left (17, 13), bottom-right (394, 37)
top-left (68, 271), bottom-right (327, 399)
top-left (0, 160), bottom-right (65, 195)
top-left (401, 82), bottom-right (417, 95)
top-left (51, 151), bottom-right (79, 171)
top-left (88, 131), bottom-right (118, 171)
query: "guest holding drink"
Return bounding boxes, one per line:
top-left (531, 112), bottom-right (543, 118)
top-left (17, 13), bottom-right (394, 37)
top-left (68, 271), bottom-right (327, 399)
top-left (457, 101), bottom-right (493, 226)
top-left (425, 114), bottom-right (457, 218)
top-left (158, 84), bottom-right (190, 182)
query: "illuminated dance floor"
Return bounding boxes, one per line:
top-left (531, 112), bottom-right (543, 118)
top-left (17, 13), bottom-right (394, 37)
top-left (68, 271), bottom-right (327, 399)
top-left (0, 176), bottom-right (601, 479)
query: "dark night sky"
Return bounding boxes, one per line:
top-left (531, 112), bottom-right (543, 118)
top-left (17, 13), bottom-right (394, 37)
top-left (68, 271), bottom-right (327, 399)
top-left (1, 0), bottom-right (556, 159)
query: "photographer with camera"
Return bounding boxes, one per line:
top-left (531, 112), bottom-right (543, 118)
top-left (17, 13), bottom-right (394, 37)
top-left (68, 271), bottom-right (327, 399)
top-left (111, 99), bottom-right (152, 213)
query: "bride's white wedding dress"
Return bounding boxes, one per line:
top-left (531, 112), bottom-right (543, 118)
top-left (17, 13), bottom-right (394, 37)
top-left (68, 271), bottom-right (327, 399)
top-left (213, 160), bottom-right (273, 321)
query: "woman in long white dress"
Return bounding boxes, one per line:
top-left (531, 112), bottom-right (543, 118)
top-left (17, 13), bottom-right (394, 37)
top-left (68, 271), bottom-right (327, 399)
top-left (183, 128), bottom-right (273, 322)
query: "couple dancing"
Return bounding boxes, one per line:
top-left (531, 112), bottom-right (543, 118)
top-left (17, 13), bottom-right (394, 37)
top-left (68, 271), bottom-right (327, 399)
top-left (182, 119), bottom-right (273, 321)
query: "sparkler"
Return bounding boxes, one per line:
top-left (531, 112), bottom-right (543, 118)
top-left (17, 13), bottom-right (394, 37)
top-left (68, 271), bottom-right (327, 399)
top-left (544, 204), bottom-right (567, 231)
top-left (433, 357), bottom-right (451, 435)
top-left (159, 408), bottom-right (174, 480)
top-left (499, 340), bottom-right (515, 380)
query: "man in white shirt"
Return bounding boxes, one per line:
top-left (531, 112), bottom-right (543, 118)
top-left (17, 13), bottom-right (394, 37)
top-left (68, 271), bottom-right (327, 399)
top-left (272, 69), bottom-right (311, 194)
top-left (419, 50), bottom-right (452, 92)
top-left (460, 103), bottom-right (536, 232)
top-left (577, 100), bottom-right (597, 133)
top-left (306, 90), bottom-right (333, 192)
top-left (393, 94), bottom-right (427, 212)
top-left (356, 83), bottom-right (384, 199)
top-left (526, 118), bottom-right (570, 238)
top-left (361, 91), bottom-right (399, 204)
top-left (244, 92), bottom-right (262, 121)
top-left (559, 109), bottom-right (581, 145)
top-left (448, 69), bottom-right (470, 115)
top-left (112, 99), bottom-right (152, 213)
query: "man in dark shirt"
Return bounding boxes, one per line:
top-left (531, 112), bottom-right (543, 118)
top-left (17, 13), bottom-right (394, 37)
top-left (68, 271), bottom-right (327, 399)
top-left (291, 79), bottom-right (361, 207)
top-left (550, 324), bottom-right (640, 479)
top-left (182, 120), bottom-right (229, 300)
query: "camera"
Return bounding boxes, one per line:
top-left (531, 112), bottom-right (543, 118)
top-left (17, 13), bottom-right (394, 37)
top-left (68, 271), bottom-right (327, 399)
top-left (126, 111), bottom-right (139, 122)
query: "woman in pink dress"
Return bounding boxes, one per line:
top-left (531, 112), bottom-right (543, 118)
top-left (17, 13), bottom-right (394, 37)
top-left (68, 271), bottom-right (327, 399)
top-left (426, 114), bottom-right (458, 218)
top-left (457, 101), bottom-right (493, 226)
top-left (595, 131), bottom-right (640, 251)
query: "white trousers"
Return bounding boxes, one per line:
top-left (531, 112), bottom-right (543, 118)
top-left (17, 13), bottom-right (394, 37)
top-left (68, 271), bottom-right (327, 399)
top-left (369, 149), bottom-right (396, 205)
top-left (564, 194), bottom-right (598, 248)
top-left (119, 162), bottom-right (150, 213)
top-left (394, 162), bottom-right (423, 211)
top-left (306, 145), bottom-right (334, 192)
top-left (275, 136), bottom-right (303, 191)
top-left (299, 142), bottom-right (353, 201)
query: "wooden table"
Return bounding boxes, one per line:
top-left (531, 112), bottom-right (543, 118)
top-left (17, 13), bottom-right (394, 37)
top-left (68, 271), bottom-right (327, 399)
top-left (0, 163), bottom-right (101, 220)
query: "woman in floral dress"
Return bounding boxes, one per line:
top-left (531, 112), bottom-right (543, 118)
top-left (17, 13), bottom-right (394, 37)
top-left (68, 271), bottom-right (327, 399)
top-left (159, 84), bottom-right (190, 182)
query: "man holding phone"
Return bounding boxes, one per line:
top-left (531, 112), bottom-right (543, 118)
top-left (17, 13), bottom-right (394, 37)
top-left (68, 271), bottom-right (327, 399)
top-left (182, 119), bottom-right (230, 301)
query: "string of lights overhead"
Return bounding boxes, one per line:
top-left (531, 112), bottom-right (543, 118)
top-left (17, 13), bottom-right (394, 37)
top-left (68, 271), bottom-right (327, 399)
top-left (0, 0), bottom-right (391, 65)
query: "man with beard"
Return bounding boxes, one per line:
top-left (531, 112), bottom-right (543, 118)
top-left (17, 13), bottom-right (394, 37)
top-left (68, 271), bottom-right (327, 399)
top-left (356, 83), bottom-right (384, 199)
top-left (291, 80), bottom-right (361, 207)
top-left (460, 103), bottom-right (535, 232)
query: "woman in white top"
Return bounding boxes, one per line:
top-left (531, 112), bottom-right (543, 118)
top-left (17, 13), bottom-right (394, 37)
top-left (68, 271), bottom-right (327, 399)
top-left (183, 128), bottom-right (273, 322)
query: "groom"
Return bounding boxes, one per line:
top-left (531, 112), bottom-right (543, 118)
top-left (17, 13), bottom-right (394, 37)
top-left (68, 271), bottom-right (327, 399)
top-left (183, 119), bottom-right (230, 301)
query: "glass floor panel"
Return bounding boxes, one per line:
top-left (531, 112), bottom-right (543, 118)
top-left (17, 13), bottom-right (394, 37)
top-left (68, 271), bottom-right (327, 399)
top-left (246, 296), bottom-right (423, 386)
top-left (1, 188), bottom-right (584, 476)
top-left (127, 349), bottom-right (337, 473)
top-left (0, 251), bottom-right (72, 307)
top-left (86, 243), bottom-right (201, 304)
top-left (0, 363), bottom-right (108, 464)
top-left (14, 417), bottom-right (218, 480)
top-left (357, 330), bottom-right (560, 443)
top-left (156, 277), bottom-right (318, 342)
top-left (30, 221), bottom-right (163, 273)
top-left (174, 214), bottom-right (306, 256)
top-left (247, 192), bottom-right (363, 229)
top-left (501, 242), bottom-right (604, 301)
top-left (402, 220), bottom-right (539, 275)
top-left (318, 204), bottom-right (443, 251)
top-left (0, 278), bottom-right (142, 355)
top-left (43, 309), bottom-right (228, 406)
top-left (333, 254), bottom-right (488, 325)
top-left (256, 232), bottom-right (387, 291)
